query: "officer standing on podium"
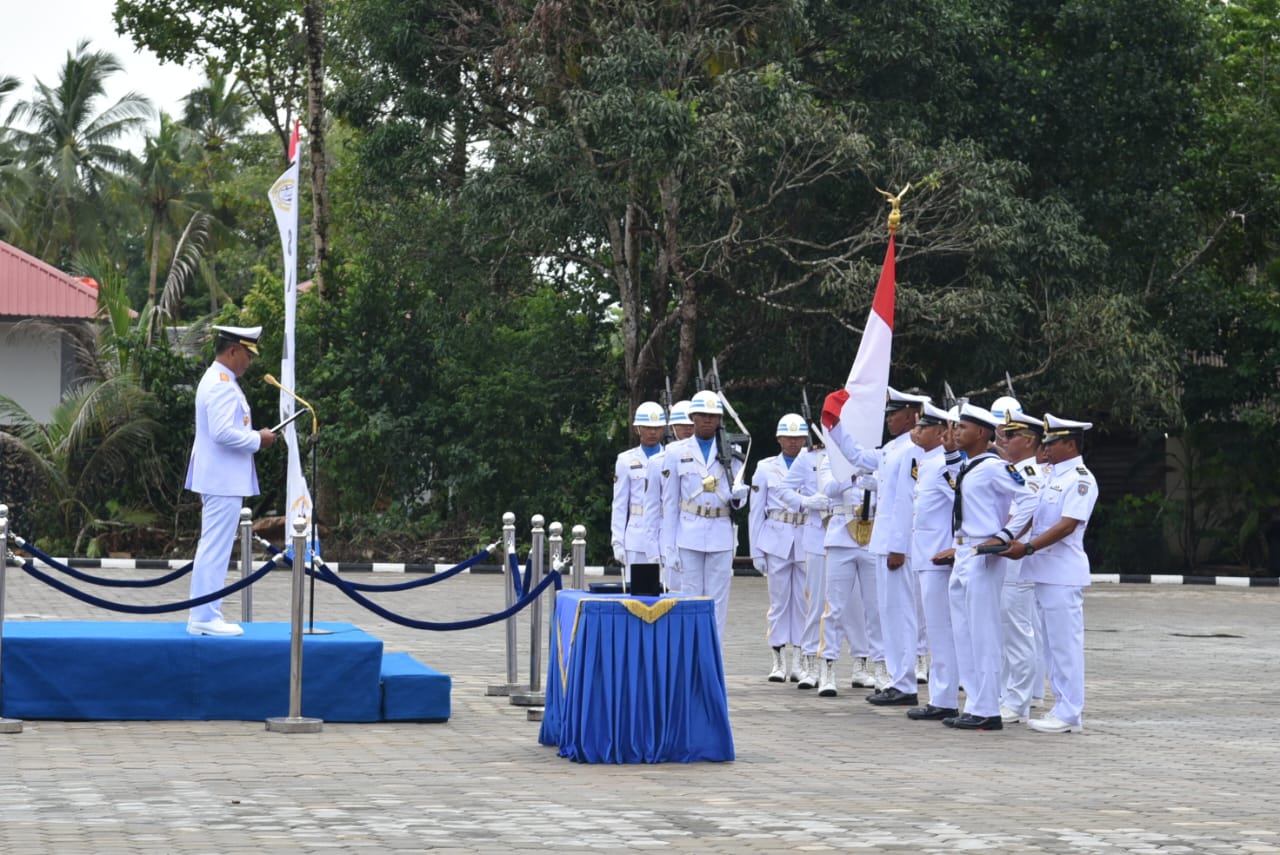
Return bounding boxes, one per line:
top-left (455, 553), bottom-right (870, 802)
top-left (186, 325), bottom-right (276, 637)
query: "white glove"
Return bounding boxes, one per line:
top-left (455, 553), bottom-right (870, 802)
top-left (801, 493), bottom-right (831, 512)
top-left (612, 543), bottom-right (625, 564)
top-left (752, 557), bottom-right (766, 573)
top-left (664, 555), bottom-right (681, 574)
top-left (731, 484), bottom-right (749, 503)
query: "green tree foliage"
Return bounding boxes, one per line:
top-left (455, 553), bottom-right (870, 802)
top-left (4, 40), bottom-right (154, 265)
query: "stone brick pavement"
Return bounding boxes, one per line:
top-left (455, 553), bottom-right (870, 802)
top-left (1, 562), bottom-right (1278, 853)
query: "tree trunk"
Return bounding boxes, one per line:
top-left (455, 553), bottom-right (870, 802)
top-left (303, 0), bottom-right (330, 312)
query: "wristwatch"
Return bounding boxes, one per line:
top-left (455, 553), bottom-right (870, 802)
top-left (1024, 542), bottom-right (1037, 555)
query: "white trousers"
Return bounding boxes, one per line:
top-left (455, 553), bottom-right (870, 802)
top-left (679, 547), bottom-right (734, 641)
top-left (918, 567), bottom-right (958, 709)
top-left (1000, 578), bottom-right (1039, 716)
top-left (948, 548), bottom-right (1007, 717)
top-left (764, 552), bottom-right (807, 647)
top-left (876, 554), bottom-right (919, 693)
top-left (799, 550), bottom-right (827, 656)
top-left (1035, 583), bottom-right (1086, 725)
top-left (822, 546), bottom-right (878, 661)
top-left (190, 493), bottom-right (243, 623)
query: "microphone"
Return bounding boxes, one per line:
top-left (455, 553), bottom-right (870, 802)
top-left (264, 374), bottom-right (318, 434)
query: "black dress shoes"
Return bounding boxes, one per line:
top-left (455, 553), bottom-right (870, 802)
top-left (907, 704), bottom-right (959, 721)
top-left (942, 712), bottom-right (1004, 730)
top-left (866, 687), bottom-right (919, 706)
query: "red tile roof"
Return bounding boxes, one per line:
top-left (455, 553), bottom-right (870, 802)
top-left (0, 240), bottom-right (98, 319)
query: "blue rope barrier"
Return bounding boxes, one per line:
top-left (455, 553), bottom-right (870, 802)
top-left (312, 558), bottom-right (563, 631)
top-left (17, 555), bottom-right (282, 614)
top-left (254, 537), bottom-right (495, 592)
top-left (12, 536), bottom-right (194, 588)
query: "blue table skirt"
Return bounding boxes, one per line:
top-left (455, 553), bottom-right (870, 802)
top-left (538, 591), bottom-right (734, 763)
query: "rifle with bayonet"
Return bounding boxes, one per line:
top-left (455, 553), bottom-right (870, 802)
top-left (800, 388), bottom-right (815, 449)
top-left (706, 358), bottom-right (751, 488)
top-left (660, 376), bottom-right (676, 445)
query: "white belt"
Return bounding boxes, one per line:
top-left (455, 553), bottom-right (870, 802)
top-left (681, 500), bottom-right (730, 519)
top-left (766, 509), bottom-right (805, 525)
top-left (628, 504), bottom-right (644, 516)
top-left (831, 504), bottom-right (856, 516)
top-left (954, 534), bottom-right (998, 545)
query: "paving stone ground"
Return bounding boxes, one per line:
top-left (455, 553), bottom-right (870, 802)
top-left (1, 561), bottom-right (1278, 853)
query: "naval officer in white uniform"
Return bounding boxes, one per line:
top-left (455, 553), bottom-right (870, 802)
top-left (186, 325), bottom-right (276, 636)
top-left (611, 401), bottom-right (666, 584)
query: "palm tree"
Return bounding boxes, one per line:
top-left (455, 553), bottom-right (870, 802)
top-left (181, 69), bottom-right (249, 161)
top-left (138, 112), bottom-right (209, 304)
top-left (0, 73), bottom-right (33, 237)
top-left (6, 39), bottom-right (154, 264)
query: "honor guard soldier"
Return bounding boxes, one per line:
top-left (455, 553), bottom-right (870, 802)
top-left (905, 403), bottom-right (963, 721)
top-left (660, 390), bottom-right (747, 638)
top-left (749, 414), bottom-right (810, 682)
top-left (995, 410), bottom-right (1047, 725)
top-left (611, 402), bottom-right (666, 583)
top-left (1002, 414), bottom-right (1098, 733)
top-left (776, 438), bottom-right (840, 690)
top-left (940, 402), bottom-right (1035, 730)
top-left (185, 324), bottom-right (276, 637)
top-left (642, 399), bottom-right (692, 589)
top-left (813, 455), bottom-right (883, 696)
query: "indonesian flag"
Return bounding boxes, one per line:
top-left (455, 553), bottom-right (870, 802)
top-left (822, 233), bottom-right (895, 481)
top-left (268, 121), bottom-right (318, 557)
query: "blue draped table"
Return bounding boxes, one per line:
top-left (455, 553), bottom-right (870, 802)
top-left (538, 590), bottom-right (734, 763)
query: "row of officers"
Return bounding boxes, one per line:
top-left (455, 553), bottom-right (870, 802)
top-left (611, 387), bottom-right (1097, 734)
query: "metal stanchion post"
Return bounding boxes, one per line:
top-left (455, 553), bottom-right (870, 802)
top-left (486, 512), bottom-right (527, 696)
top-left (265, 515), bottom-right (323, 733)
top-left (238, 508), bottom-right (254, 623)
top-left (0, 505), bottom-right (24, 733)
top-left (572, 525), bottom-right (587, 591)
top-left (512, 515), bottom-right (546, 707)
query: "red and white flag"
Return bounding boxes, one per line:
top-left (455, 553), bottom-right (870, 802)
top-left (822, 233), bottom-right (895, 480)
top-left (268, 121), bottom-right (317, 556)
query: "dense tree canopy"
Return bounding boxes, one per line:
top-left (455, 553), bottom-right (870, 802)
top-left (0, 1), bottom-right (1277, 568)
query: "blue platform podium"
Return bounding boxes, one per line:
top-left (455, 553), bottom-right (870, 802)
top-left (538, 590), bottom-right (734, 763)
top-left (1, 621), bottom-right (450, 722)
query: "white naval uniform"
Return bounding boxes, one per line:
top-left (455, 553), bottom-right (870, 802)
top-left (1020, 456), bottom-right (1097, 727)
top-left (611, 444), bottom-right (663, 582)
top-left (867, 431), bottom-right (920, 695)
top-left (818, 459), bottom-right (880, 666)
top-left (748, 453), bottom-right (807, 648)
top-left (642, 451), bottom-right (672, 589)
top-left (777, 448), bottom-right (846, 661)
top-left (185, 361), bottom-right (263, 624)
top-left (1000, 456), bottom-right (1046, 717)
top-left (911, 448), bottom-right (961, 709)
top-left (660, 435), bottom-right (745, 638)
top-left (948, 451), bottom-right (1035, 718)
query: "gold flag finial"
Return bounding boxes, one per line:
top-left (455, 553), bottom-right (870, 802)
top-left (876, 183), bottom-right (911, 235)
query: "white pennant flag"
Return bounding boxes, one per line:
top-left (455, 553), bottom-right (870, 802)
top-left (267, 121), bottom-right (318, 557)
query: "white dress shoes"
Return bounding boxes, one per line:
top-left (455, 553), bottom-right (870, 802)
top-left (187, 618), bottom-right (244, 637)
top-left (1026, 714), bottom-right (1083, 733)
top-left (999, 706), bottom-right (1025, 724)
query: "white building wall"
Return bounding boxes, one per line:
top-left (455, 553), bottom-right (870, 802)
top-left (0, 321), bottom-right (66, 422)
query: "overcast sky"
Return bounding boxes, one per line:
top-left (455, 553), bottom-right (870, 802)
top-left (1, 0), bottom-right (205, 143)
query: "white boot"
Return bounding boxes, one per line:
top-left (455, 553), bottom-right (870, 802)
top-left (768, 647), bottom-right (786, 682)
top-left (787, 646), bottom-right (804, 682)
top-left (818, 659), bottom-right (838, 697)
top-left (872, 659), bottom-right (891, 692)
top-left (797, 655), bottom-right (818, 690)
top-left (916, 654), bottom-right (930, 684)
top-left (850, 656), bottom-right (876, 689)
